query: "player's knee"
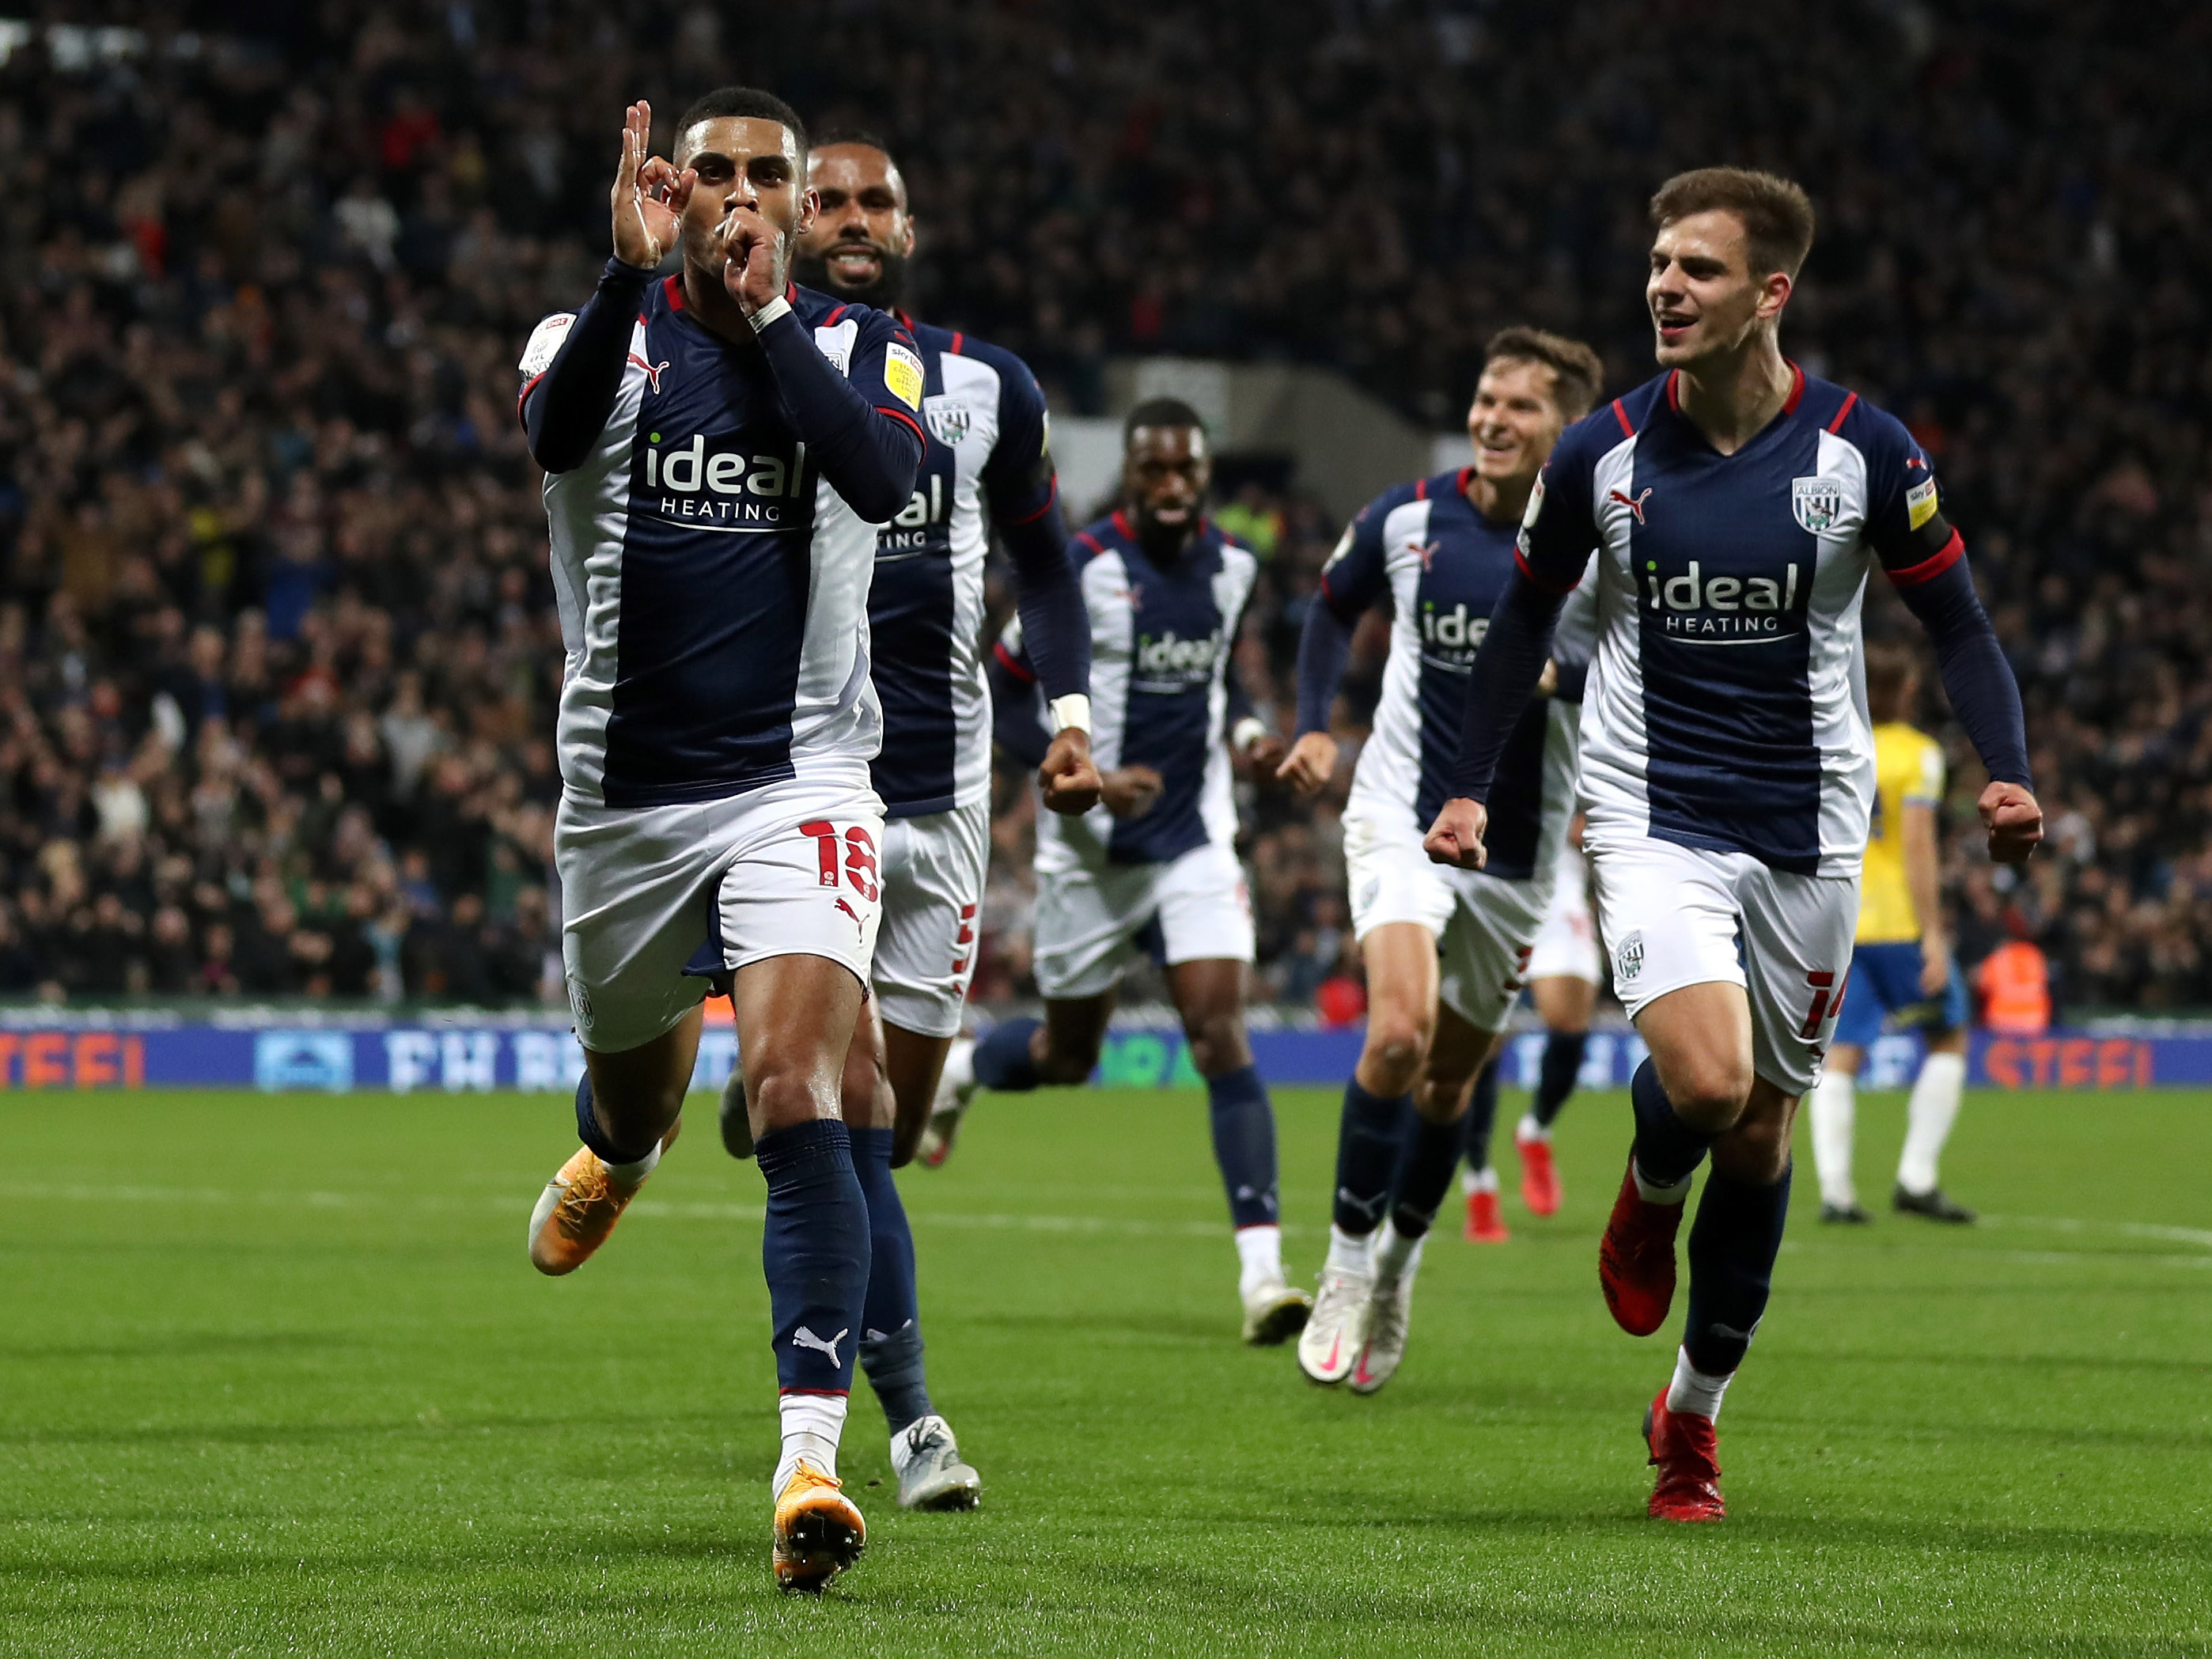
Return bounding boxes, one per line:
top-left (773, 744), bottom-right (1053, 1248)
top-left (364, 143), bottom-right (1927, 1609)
top-left (1359, 1010), bottom-right (1434, 1093)
top-left (744, 1052), bottom-right (839, 1131)
top-left (1184, 1010), bottom-right (1250, 1077)
top-left (1657, 1053), bottom-right (1753, 1129)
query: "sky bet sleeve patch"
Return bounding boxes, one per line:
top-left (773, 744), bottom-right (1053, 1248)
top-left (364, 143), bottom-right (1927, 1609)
top-left (1906, 474), bottom-right (1939, 530)
top-left (883, 341), bottom-right (925, 411)
top-left (517, 312), bottom-right (575, 375)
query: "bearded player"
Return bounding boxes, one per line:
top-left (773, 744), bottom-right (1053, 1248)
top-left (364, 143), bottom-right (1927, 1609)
top-left (1426, 168), bottom-right (2040, 1520)
top-left (1276, 328), bottom-right (1601, 1392)
top-left (518, 92), bottom-right (924, 1590)
top-left (713, 134), bottom-right (1099, 1513)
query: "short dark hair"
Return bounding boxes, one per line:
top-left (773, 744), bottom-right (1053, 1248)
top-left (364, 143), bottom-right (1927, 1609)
top-left (1650, 166), bottom-right (1816, 280)
top-left (673, 86), bottom-right (808, 162)
top-left (1483, 327), bottom-right (1604, 422)
top-left (1123, 397), bottom-right (1206, 444)
top-left (813, 128), bottom-right (896, 161)
top-left (1864, 639), bottom-right (1920, 724)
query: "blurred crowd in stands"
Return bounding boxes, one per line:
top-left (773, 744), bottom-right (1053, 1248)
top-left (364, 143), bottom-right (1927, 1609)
top-left (0, 0), bottom-right (2205, 1015)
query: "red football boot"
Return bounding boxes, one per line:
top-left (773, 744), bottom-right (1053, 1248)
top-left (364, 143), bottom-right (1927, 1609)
top-left (1643, 1390), bottom-right (1725, 1521)
top-left (1517, 1131), bottom-right (1562, 1217)
top-left (1462, 1186), bottom-right (1509, 1243)
top-left (1597, 1156), bottom-right (1684, 1335)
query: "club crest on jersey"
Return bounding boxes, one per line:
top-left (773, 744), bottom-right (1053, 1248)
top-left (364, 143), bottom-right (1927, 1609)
top-left (1792, 476), bottom-right (1844, 534)
top-left (922, 396), bottom-right (972, 447)
top-left (1608, 487), bottom-right (1653, 525)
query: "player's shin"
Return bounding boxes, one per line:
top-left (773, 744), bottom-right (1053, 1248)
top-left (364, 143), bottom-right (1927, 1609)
top-left (1630, 1059), bottom-right (1718, 1197)
top-left (1332, 1079), bottom-right (1409, 1255)
top-left (1896, 1051), bottom-right (1966, 1196)
top-left (1384, 1111), bottom-right (1463, 1267)
top-left (1532, 1029), bottom-right (1588, 1131)
top-left (1677, 1161), bottom-right (1793, 1421)
top-left (849, 1127), bottom-right (930, 1435)
top-left (1809, 1067), bottom-right (1858, 1209)
top-left (575, 1071), bottom-right (664, 1179)
top-left (758, 1119), bottom-right (872, 1493)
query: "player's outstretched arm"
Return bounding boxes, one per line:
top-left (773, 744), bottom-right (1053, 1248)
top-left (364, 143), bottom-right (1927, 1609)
top-left (1888, 551), bottom-right (2041, 864)
top-left (520, 103), bottom-right (691, 473)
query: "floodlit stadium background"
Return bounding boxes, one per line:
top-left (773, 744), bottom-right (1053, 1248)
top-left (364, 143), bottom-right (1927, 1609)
top-left (0, 0), bottom-right (2204, 1040)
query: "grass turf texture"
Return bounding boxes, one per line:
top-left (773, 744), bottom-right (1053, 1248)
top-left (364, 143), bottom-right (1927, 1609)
top-left (0, 1085), bottom-right (2206, 1657)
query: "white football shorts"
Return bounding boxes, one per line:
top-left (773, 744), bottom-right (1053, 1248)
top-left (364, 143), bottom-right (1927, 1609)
top-left (1343, 806), bottom-right (1551, 1033)
top-left (1585, 831), bottom-right (1859, 1097)
top-left (1526, 843), bottom-right (1602, 986)
top-left (555, 775), bottom-right (885, 1054)
top-left (1032, 838), bottom-right (1254, 1002)
top-left (870, 798), bottom-right (990, 1040)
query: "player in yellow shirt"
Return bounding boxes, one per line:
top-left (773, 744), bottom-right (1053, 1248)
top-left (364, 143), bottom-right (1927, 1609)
top-left (1807, 642), bottom-right (1975, 1224)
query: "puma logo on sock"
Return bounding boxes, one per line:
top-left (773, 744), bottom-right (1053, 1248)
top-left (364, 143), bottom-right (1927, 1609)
top-left (791, 1326), bottom-right (848, 1366)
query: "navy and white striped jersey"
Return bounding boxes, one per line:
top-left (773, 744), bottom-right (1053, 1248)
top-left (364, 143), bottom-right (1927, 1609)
top-left (867, 322), bottom-right (1056, 818)
top-left (1006, 513), bottom-right (1259, 867)
top-left (524, 277), bottom-right (924, 809)
top-left (1322, 469), bottom-right (1589, 883)
top-left (1518, 366), bottom-right (1949, 877)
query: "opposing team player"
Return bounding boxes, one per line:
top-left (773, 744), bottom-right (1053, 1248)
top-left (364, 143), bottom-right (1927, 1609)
top-left (518, 93), bottom-right (925, 1590)
top-left (1277, 328), bottom-right (1602, 1392)
top-left (1807, 642), bottom-right (1976, 1225)
top-left (1452, 822), bottom-right (1601, 1241)
top-left (1425, 168), bottom-right (2040, 1520)
top-left (712, 134), bottom-right (1098, 1513)
top-left (960, 400), bottom-right (1309, 1344)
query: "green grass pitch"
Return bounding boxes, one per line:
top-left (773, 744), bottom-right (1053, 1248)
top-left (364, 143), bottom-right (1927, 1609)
top-left (1, 1084), bottom-right (2206, 1657)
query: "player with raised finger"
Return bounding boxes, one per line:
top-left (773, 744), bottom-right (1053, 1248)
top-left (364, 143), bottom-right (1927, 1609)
top-left (517, 90), bottom-right (925, 1592)
top-left (1423, 168), bottom-right (2040, 1521)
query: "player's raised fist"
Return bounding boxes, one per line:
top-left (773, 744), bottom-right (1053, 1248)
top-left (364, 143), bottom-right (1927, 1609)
top-left (610, 102), bottom-right (689, 268)
top-left (1978, 779), bottom-right (2043, 865)
top-left (1274, 732), bottom-right (1338, 796)
top-left (717, 203), bottom-right (790, 316)
top-left (1040, 728), bottom-right (1102, 816)
top-left (1422, 796), bottom-right (1489, 869)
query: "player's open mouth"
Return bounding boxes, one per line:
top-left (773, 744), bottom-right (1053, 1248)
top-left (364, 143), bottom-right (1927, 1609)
top-left (827, 244), bottom-right (881, 278)
top-left (1152, 505), bottom-right (1192, 523)
top-left (1656, 316), bottom-right (1694, 341)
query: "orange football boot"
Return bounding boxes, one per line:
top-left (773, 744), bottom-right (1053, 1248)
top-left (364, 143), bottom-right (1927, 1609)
top-left (772, 1461), bottom-right (866, 1593)
top-left (526, 1116), bottom-right (680, 1275)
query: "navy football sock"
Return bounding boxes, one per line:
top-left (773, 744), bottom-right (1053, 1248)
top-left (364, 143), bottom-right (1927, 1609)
top-left (1683, 1161), bottom-right (1793, 1377)
top-left (1388, 1111), bottom-right (1464, 1240)
top-left (1460, 1062), bottom-right (1502, 1175)
top-left (1629, 1058), bottom-right (1718, 1188)
top-left (858, 1324), bottom-right (932, 1437)
top-left (972, 1017), bottom-right (1042, 1092)
top-left (1332, 1079), bottom-right (1408, 1236)
top-left (849, 1127), bottom-right (933, 1431)
top-left (1533, 1030), bottom-right (1588, 1129)
top-left (1206, 1063), bottom-right (1280, 1228)
top-left (756, 1119), bottom-right (871, 1396)
top-left (573, 1072), bottom-right (657, 1165)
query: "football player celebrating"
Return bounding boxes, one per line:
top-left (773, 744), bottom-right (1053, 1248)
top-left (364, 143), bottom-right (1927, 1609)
top-left (713, 134), bottom-right (1097, 1513)
top-left (963, 400), bottom-right (1311, 1345)
top-left (1806, 642), bottom-right (1976, 1225)
top-left (1275, 328), bottom-right (1602, 1392)
top-left (518, 92), bottom-right (925, 1591)
top-left (1425, 168), bottom-right (2040, 1520)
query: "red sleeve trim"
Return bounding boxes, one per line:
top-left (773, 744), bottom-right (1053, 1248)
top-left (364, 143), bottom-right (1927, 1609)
top-left (1000, 475), bottom-right (1059, 527)
top-left (1513, 547), bottom-right (1581, 596)
top-left (877, 404), bottom-right (926, 449)
top-left (1612, 398), bottom-right (1635, 437)
top-left (992, 641), bottom-right (1036, 682)
top-left (515, 372), bottom-right (547, 421)
top-left (1886, 528), bottom-right (1964, 588)
top-left (1825, 390), bottom-right (1859, 433)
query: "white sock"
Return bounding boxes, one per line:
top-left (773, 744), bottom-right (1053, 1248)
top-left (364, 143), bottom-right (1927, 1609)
top-left (1665, 1346), bottom-right (1735, 1422)
top-left (1808, 1067), bottom-right (1857, 1208)
top-left (1324, 1223), bottom-right (1373, 1277)
top-left (773, 1392), bottom-right (847, 1495)
top-left (1896, 1051), bottom-right (1966, 1195)
top-left (1461, 1162), bottom-right (1500, 1196)
top-left (1631, 1158), bottom-right (1693, 1205)
top-left (603, 1141), bottom-right (662, 1186)
top-left (1373, 1220), bottom-right (1425, 1283)
top-left (1516, 1111), bottom-right (1550, 1144)
top-left (886, 1412), bottom-right (949, 1473)
top-left (941, 1037), bottom-right (975, 1099)
top-left (1235, 1224), bottom-right (1285, 1295)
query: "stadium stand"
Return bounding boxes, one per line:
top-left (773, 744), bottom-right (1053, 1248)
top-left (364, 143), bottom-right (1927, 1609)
top-left (0, 1), bottom-right (2203, 1011)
